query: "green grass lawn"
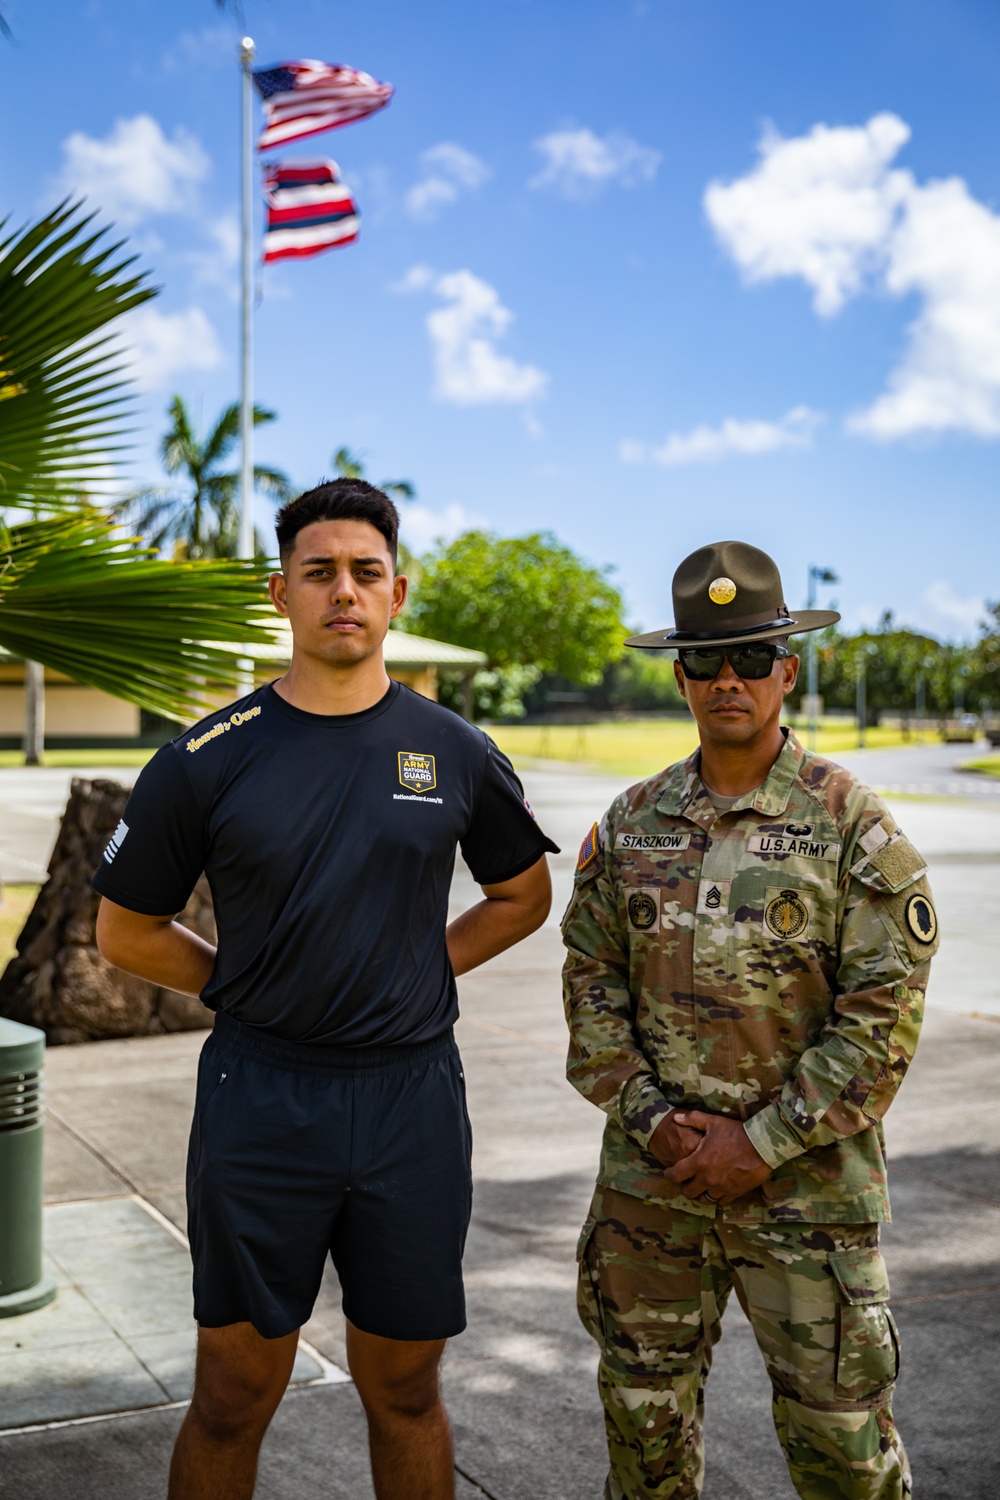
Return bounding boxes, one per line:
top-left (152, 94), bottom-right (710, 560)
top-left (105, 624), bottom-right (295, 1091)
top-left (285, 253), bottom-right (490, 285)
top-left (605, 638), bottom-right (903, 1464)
top-left (0, 748), bottom-right (157, 769)
top-left (0, 883), bottom-right (38, 972)
top-left (489, 719), bottom-right (938, 780)
top-left (961, 754), bottom-right (1000, 778)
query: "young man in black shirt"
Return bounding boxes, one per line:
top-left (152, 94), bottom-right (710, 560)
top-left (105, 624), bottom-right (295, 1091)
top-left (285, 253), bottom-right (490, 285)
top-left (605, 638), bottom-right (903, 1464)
top-left (94, 479), bottom-right (558, 1500)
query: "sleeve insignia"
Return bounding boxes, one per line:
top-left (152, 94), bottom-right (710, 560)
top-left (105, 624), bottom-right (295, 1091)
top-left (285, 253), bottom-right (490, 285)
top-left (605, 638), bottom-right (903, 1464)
top-left (577, 822), bottom-right (600, 872)
top-left (904, 892), bottom-right (937, 946)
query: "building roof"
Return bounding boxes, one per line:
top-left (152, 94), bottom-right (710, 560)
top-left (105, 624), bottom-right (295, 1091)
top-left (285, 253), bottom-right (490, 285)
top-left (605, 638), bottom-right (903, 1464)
top-left (235, 620), bottom-right (486, 670)
top-left (0, 626), bottom-right (487, 672)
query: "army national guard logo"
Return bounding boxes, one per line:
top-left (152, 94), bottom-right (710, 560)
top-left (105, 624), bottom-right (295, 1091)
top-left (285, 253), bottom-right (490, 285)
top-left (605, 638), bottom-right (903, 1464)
top-left (398, 751), bottom-right (437, 794)
top-left (765, 887), bottom-right (810, 939)
top-left (904, 892), bottom-right (938, 946)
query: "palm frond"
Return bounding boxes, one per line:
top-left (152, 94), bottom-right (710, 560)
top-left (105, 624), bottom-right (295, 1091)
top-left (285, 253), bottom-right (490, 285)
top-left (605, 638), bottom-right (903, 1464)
top-left (0, 513), bottom-right (279, 721)
top-left (0, 202), bottom-right (156, 511)
top-left (252, 464), bottom-right (292, 502)
top-left (381, 479), bottom-right (415, 501)
top-left (333, 446), bottom-right (365, 479)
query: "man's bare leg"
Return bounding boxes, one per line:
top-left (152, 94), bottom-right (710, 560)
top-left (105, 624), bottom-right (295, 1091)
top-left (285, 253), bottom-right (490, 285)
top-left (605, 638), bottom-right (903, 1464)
top-left (346, 1320), bottom-right (454, 1500)
top-left (168, 1322), bottom-right (298, 1500)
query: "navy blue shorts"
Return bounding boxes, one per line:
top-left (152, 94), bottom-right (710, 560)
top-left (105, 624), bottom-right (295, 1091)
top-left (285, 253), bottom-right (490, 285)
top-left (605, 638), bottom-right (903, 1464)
top-left (186, 1013), bottom-right (473, 1342)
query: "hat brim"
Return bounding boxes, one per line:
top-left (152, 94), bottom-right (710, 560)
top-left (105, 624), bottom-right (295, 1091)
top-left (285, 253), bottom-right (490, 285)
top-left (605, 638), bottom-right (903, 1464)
top-left (624, 610), bottom-right (841, 651)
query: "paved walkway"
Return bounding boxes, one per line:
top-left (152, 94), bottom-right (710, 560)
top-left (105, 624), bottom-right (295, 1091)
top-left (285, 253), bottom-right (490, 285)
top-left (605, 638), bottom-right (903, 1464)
top-left (0, 758), bottom-right (998, 1495)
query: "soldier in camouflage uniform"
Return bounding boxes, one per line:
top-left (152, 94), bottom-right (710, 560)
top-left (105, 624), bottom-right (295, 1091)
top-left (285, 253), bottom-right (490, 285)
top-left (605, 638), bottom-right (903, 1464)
top-left (562, 541), bottom-right (939, 1500)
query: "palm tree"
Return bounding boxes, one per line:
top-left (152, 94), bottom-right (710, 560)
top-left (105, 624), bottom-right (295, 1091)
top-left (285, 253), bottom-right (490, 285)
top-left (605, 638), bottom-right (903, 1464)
top-left (0, 203), bottom-right (277, 763)
top-left (332, 446), bottom-right (415, 506)
top-left (113, 397), bottom-right (291, 560)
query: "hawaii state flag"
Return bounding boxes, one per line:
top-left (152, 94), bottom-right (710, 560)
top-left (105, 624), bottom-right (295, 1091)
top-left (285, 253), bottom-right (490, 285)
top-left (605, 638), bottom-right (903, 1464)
top-left (262, 161), bottom-right (359, 264)
top-left (253, 61), bottom-right (393, 150)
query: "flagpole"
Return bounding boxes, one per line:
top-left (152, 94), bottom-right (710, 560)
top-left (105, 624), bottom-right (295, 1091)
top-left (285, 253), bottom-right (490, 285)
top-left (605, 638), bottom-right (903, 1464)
top-left (238, 36), bottom-right (255, 562)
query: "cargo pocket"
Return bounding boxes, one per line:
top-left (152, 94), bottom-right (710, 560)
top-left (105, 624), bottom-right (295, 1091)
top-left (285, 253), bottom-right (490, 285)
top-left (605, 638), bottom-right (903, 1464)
top-left (829, 1245), bottom-right (899, 1405)
top-left (576, 1217), bottom-right (607, 1346)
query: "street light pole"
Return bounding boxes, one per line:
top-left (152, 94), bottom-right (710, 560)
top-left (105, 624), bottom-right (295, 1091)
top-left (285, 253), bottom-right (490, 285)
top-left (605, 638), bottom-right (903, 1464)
top-left (805, 564), bottom-right (838, 751)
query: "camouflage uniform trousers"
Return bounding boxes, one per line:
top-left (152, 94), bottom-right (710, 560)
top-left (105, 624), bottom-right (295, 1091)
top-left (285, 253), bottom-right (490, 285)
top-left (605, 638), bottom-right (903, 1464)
top-left (578, 1185), bottom-right (909, 1500)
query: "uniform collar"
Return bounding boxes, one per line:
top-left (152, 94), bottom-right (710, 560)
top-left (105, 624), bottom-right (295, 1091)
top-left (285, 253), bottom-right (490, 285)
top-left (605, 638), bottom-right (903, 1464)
top-left (656, 728), bottom-right (804, 822)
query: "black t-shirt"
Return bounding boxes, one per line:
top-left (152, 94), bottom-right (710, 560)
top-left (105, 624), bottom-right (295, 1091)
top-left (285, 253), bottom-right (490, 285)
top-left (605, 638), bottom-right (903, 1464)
top-left (92, 681), bottom-right (558, 1046)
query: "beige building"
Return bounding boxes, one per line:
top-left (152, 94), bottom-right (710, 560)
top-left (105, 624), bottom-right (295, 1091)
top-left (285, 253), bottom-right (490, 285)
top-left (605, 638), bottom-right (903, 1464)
top-left (0, 627), bottom-right (486, 746)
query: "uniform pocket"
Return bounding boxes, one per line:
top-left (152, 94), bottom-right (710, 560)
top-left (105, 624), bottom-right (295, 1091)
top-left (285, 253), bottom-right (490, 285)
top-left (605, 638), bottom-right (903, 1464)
top-left (829, 1245), bottom-right (899, 1403)
top-left (576, 1216), bottom-right (606, 1345)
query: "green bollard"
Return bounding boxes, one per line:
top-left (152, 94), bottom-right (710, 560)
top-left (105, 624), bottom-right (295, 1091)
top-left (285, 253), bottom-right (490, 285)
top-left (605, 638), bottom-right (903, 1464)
top-left (0, 1018), bottom-right (57, 1317)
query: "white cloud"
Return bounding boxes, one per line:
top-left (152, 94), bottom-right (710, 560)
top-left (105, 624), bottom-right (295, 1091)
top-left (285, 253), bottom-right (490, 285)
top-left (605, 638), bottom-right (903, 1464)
top-left (705, 113), bottom-right (1000, 439)
top-left (55, 115), bottom-right (210, 226)
top-left (920, 580), bottom-right (987, 640)
top-left (530, 126), bottom-right (661, 197)
top-left (847, 175), bottom-right (1000, 438)
top-left (399, 266), bottom-right (549, 407)
top-left (406, 143), bottom-right (491, 221)
top-left (400, 502), bottom-right (486, 555)
top-left (186, 213), bottom-right (241, 292)
top-left (119, 305), bottom-right (223, 391)
top-left (705, 114), bottom-right (910, 316)
top-left (391, 264), bottom-right (434, 294)
top-left (163, 25), bottom-right (233, 73)
top-left (621, 406), bottom-right (822, 466)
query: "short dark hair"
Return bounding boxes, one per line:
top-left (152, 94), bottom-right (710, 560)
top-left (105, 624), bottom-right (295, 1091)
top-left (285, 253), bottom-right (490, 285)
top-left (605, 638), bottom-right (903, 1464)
top-left (275, 478), bottom-right (399, 565)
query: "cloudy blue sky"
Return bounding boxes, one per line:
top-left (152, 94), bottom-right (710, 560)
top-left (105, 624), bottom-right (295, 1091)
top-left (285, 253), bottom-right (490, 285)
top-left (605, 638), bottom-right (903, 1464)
top-left (3, 0), bottom-right (999, 639)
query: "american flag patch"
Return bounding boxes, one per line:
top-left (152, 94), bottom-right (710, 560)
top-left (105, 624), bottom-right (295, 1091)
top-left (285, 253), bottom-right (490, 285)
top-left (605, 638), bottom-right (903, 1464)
top-left (577, 822), bottom-right (600, 872)
top-left (103, 819), bottom-right (129, 865)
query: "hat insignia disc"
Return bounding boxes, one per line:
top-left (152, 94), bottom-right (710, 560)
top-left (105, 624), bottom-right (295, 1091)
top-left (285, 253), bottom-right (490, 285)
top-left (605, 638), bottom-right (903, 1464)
top-left (708, 577), bottom-right (737, 605)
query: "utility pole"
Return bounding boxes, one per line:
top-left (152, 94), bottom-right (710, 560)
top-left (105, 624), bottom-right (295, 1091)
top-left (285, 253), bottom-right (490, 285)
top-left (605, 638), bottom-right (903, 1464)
top-left (23, 661), bottom-right (44, 766)
top-left (238, 36), bottom-right (256, 699)
top-left (805, 564), bottom-right (838, 750)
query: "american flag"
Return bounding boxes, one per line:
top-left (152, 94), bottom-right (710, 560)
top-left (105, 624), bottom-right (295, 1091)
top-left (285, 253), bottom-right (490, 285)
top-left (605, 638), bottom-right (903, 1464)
top-left (253, 60), bottom-right (393, 150)
top-left (262, 161), bottom-right (360, 264)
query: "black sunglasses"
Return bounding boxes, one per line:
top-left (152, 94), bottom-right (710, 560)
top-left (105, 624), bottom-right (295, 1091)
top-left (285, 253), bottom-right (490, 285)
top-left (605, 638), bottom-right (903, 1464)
top-left (678, 643), bottom-right (790, 681)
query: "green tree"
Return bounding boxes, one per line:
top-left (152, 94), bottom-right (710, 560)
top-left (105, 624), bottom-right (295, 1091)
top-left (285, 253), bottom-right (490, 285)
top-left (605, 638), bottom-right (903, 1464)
top-left (803, 614), bottom-right (973, 723)
top-left (0, 203), bottom-right (276, 761)
top-left (408, 530), bottom-right (626, 717)
top-left (113, 396), bottom-right (291, 559)
top-left (968, 600), bottom-right (1000, 716)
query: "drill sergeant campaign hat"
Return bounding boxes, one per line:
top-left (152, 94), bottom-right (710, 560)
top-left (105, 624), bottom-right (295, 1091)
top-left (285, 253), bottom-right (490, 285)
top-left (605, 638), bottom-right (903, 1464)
top-left (625, 540), bottom-right (841, 650)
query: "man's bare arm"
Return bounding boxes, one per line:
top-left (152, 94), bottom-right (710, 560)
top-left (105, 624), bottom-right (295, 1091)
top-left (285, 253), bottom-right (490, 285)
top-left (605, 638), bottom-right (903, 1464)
top-left (446, 855), bottom-right (551, 977)
top-left (96, 897), bottom-right (217, 997)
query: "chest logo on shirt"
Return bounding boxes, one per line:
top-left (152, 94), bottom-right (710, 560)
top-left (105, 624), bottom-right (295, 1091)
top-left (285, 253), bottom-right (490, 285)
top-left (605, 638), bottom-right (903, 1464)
top-left (764, 887), bottom-right (810, 939)
top-left (626, 889), bottom-right (660, 932)
top-left (616, 831), bottom-right (691, 852)
top-left (398, 752), bottom-right (437, 794)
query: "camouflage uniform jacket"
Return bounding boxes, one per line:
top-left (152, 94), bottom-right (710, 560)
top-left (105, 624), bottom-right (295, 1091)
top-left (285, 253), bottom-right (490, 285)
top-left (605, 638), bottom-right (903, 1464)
top-left (561, 730), bottom-right (939, 1224)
